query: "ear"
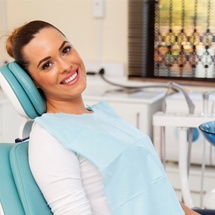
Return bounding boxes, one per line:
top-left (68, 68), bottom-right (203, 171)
top-left (0, 62), bottom-right (46, 119)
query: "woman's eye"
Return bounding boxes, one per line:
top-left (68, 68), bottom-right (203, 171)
top-left (42, 61), bottom-right (53, 70)
top-left (62, 46), bottom-right (71, 55)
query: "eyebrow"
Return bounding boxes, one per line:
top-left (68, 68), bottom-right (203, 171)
top-left (37, 56), bottom-right (51, 68)
top-left (37, 41), bottom-right (69, 68)
top-left (58, 41), bottom-right (68, 51)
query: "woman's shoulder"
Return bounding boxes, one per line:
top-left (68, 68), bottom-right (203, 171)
top-left (29, 122), bottom-right (56, 143)
top-left (29, 122), bottom-right (77, 158)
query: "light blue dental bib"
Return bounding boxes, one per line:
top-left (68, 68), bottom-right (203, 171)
top-left (35, 101), bottom-right (184, 215)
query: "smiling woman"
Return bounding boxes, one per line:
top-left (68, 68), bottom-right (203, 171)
top-left (4, 20), bottom-right (200, 215)
top-left (6, 22), bottom-right (87, 114)
top-left (22, 28), bottom-right (87, 114)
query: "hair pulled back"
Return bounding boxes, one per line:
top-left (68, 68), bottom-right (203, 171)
top-left (6, 20), bottom-right (63, 70)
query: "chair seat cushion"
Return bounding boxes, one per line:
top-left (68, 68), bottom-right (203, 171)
top-left (0, 143), bottom-right (24, 215)
top-left (10, 141), bottom-right (52, 215)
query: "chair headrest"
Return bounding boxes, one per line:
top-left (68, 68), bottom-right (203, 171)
top-left (0, 62), bottom-right (46, 119)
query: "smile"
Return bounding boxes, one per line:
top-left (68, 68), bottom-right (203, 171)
top-left (61, 69), bottom-right (79, 85)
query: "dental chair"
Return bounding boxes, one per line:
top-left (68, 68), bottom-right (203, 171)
top-left (0, 62), bottom-right (215, 215)
top-left (0, 62), bottom-right (52, 214)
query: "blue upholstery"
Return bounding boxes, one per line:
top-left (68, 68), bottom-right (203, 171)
top-left (0, 143), bottom-right (25, 215)
top-left (0, 62), bottom-right (51, 214)
top-left (0, 142), bottom-right (52, 215)
top-left (0, 62), bottom-right (46, 119)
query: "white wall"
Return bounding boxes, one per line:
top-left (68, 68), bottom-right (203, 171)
top-left (0, 0), bottom-right (128, 68)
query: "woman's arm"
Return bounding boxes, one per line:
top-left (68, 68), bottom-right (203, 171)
top-left (29, 123), bottom-right (93, 214)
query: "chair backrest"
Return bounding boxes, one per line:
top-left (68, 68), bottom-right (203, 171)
top-left (0, 62), bottom-right (52, 214)
top-left (0, 62), bottom-right (46, 119)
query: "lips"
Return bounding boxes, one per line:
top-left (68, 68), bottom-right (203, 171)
top-left (60, 68), bottom-right (79, 85)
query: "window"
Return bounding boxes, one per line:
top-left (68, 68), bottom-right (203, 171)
top-left (128, 0), bottom-right (215, 86)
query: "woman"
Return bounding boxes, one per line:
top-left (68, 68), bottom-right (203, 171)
top-left (6, 20), bottom-right (200, 215)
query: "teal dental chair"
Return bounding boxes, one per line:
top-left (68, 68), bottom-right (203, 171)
top-left (0, 62), bottom-right (52, 215)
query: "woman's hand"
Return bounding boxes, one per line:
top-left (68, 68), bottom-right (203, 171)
top-left (180, 202), bottom-right (201, 215)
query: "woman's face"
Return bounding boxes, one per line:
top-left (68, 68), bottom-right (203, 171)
top-left (23, 27), bottom-right (87, 104)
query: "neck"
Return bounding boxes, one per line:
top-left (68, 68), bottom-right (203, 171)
top-left (46, 96), bottom-right (91, 114)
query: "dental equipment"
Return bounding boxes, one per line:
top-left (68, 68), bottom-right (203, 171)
top-left (97, 68), bottom-right (195, 114)
top-left (153, 112), bottom-right (215, 208)
top-left (199, 121), bottom-right (215, 210)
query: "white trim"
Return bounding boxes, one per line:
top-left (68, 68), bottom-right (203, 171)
top-left (0, 202), bottom-right (5, 215)
top-left (0, 72), bottom-right (28, 119)
top-left (18, 118), bottom-right (34, 140)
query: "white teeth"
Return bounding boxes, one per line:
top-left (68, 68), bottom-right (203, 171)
top-left (63, 72), bottom-right (77, 84)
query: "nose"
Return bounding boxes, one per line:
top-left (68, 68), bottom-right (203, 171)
top-left (58, 58), bottom-right (71, 73)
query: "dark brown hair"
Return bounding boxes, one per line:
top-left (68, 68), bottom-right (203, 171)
top-left (6, 20), bottom-right (64, 70)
